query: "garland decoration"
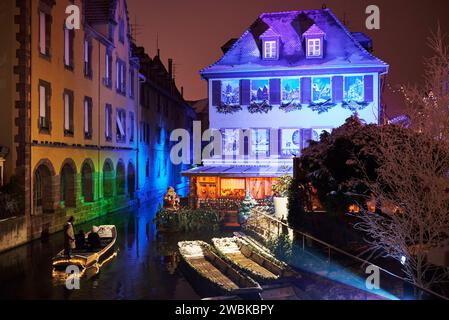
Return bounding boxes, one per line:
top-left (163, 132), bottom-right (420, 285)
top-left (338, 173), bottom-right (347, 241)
top-left (279, 100), bottom-right (303, 113)
top-left (341, 100), bottom-right (371, 112)
top-left (216, 104), bottom-right (243, 114)
top-left (248, 101), bottom-right (273, 114)
top-left (308, 99), bottom-right (337, 114)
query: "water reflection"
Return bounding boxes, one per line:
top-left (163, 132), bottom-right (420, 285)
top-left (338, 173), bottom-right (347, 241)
top-left (0, 202), bottom-right (229, 300)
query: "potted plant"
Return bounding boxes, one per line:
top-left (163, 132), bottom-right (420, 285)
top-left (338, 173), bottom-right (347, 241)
top-left (272, 175), bottom-right (293, 221)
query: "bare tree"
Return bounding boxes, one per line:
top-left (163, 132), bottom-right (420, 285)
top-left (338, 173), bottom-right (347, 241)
top-left (355, 28), bottom-right (449, 293)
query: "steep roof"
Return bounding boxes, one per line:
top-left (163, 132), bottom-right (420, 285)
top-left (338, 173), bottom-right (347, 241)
top-left (201, 8), bottom-right (388, 76)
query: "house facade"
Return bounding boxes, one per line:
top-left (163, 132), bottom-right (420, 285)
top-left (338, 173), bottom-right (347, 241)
top-left (184, 8), bottom-right (388, 204)
top-left (0, 0), bottom-right (195, 253)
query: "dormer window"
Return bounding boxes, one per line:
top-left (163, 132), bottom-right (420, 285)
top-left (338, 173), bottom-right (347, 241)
top-left (260, 28), bottom-right (280, 60)
top-left (307, 38), bottom-right (321, 57)
top-left (303, 24), bottom-right (325, 59)
top-left (264, 40), bottom-right (278, 59)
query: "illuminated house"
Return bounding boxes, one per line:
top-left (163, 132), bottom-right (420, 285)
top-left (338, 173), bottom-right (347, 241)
top-left (184, 8), bottom-right (389, 203)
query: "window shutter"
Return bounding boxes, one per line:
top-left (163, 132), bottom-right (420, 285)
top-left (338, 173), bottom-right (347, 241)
top-left (301, 78), bottom-right (311, 104)
top-left (211, 80), bottom-right (221, 107)
top-left (302, 129), bottom-right (312, 150)
top-left (240, 79), bottom-right (251, 105)
top-left (364, 75), bottom-right (374, 102)
top-left (269, 79), bottom-right (281, 105)
top-left (332, 76), bottom-right (343, 103)
top-left (64, 28), bottom-right (69, 66)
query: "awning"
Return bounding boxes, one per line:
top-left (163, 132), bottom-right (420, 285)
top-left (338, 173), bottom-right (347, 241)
top-left (182, 165), bottom-right (293, 178)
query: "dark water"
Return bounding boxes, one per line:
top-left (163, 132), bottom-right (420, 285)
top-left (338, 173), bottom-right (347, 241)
top-left (0, 203), bottom-right (229, 300)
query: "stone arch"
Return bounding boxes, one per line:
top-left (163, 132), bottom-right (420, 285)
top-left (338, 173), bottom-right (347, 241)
top-left (33, 159), bottom-right (57, 214)
top-left (127, 161), bottom-right (136, 199)
top-left (81, 159), bottom-right (95, 203)
top-left (60, 158), bottom-right (77, 208)
top-left (116, 160), bottom-right (125, 195)
top-left (103, 158), bottom-right (115, 198)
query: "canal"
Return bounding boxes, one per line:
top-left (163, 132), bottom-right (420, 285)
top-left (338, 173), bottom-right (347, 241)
top-left (0, 203), bottom-right (230, 300)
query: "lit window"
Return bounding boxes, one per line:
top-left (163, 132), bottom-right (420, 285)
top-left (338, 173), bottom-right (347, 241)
top-left (280, 129), bottom-right (301, 157)
top-left (264, 40), bottom-right (278, 59)
top-left (251, 129), bottom-right (270, 157)
top-left (222, 129), bottom-right (240, 157)
top-left (84, 97), bottom-right (93, 140)
top-left (116, 109), bottom-right (126, 142)
top-left (63, 90), bottom-right (74, 136)
top-left (39, 11), bottom-right (51, 56)
top-left (307, 38), bottom-right (321, 57)
top-left (105, 104), bottom-right (112, 141)
top-left (64, 27), bottom-right (74, 68)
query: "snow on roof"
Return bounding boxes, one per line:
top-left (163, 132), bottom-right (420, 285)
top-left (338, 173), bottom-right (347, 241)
top-left (201, 8), bottom-right (388, 76)
top-left (303, 24), bottom-right (325, 36)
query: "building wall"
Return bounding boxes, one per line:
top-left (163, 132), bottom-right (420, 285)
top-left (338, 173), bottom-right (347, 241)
top-left (209, 73), bottom-right (380, 130)
top-left (0, 0), bottom-right (195, 253)
top-left (0, 0), bottom-right (18, 185)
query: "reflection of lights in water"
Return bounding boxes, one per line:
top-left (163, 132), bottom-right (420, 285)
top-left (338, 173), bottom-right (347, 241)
top-left (51, 251), bottom-right (119, 284)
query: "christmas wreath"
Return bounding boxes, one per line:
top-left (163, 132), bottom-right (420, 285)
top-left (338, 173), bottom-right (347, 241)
top-left (216, 104), bottom-right (243, 114)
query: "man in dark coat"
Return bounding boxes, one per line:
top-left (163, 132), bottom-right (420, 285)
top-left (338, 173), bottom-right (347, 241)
top-left (63, 216), bottom-right (76, 258)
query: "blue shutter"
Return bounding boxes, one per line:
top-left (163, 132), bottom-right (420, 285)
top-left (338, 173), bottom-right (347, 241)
top-left (240, 79), bottom-right (251, 105)
top-left (301, 78), bottom-right (311, 104)
top-left (269, 79), bottom-right (281, 105)
top-left (212, 80), bottom-right (221, 107)
top-left (364, 75), bottom-right (374, 102)
top-left (332, 76), bottom-right (343, 103)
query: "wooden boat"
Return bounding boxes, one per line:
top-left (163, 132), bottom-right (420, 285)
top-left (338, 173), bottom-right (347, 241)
top-left (212, 236), bottom-right (295, 283)
top-left (259, 284), bottom-right (312, 300)
top-left (178, 241), bottom-right (262, 296)
top-left (52, 225), bottom-right (117, 271)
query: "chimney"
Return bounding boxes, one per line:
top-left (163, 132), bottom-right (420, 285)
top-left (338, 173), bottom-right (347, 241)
top-left (168, 58), bottom-right (173, 79)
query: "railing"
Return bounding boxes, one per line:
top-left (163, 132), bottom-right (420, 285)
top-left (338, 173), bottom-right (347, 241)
top-left (245, 208), bottom-right (448, 300)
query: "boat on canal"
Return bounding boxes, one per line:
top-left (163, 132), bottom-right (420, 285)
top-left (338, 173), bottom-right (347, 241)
top-left (52, 225), bottom-right (117, 271)
top-left (178, 241), bottom-right (262, 297)
top-left (212, 236), bottom-right (295, 283)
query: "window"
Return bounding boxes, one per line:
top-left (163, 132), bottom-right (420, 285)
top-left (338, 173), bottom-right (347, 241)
top-left (251, 129), bottom-right (270, 157)
top-left (251, 80), bottom-right (270, 103)
top-left (312, 77), bottom-right (332, 103)
top-left (344, 76), bottom-right (364, 102)
top-left (129, 69), bottom-right (135, 99)
top-left (105, 104), bottom-right (112, 141)
top-left (222, 129), bottom-right (240, 157)
top-left (307, 38), bottom-right (321, 57)
top-left (129, 112), bottom-right (135, 143)
top-left (64, 27), bottom-right (74, 69)
top-left (145, 159), bottom-right (149, 178)
top-left (263, 40), bottom-right (278, 59)
top-left (281, 78), bottom-right (300, 105)
top-left (280, 129), bottom-right (301, 158)
top-left (39, 11), bottom-right (51, 57)
top-left (104, 51), bottom-right (112, 88)
top-left (116, 109), bottom-right (126, 142)
top-left (84, 97), bottom-right (93, 139)
top-left (38, 80), bottom-right (51, 132)
top-left (116, 59), bottom-right (126, 95)
top-left (157, 126), bottom-right (162, 144)
top-left (63, 90), bottom-right (74, 136)
top-left (221, 80), bottom-right (240, 106)
top-left (84, 38), bottom-right (93, 78)
top-left (118, 18), bottom-right (125, 44)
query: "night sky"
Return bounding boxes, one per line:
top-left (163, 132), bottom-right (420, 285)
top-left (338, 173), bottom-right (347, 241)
top-left (127, 0), bottom-right (449, 116)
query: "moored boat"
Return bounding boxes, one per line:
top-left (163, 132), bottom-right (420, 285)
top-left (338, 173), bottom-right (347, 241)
top-left (212, 236), bottom-right (295, 283)
top-left (52, 225), bottom-right (117, 271)
top-left (178, 241), bottom-right (262, 296)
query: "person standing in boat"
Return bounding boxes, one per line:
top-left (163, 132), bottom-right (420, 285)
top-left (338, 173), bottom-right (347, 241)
top-left (63, 216), bottom-right (76, 258)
